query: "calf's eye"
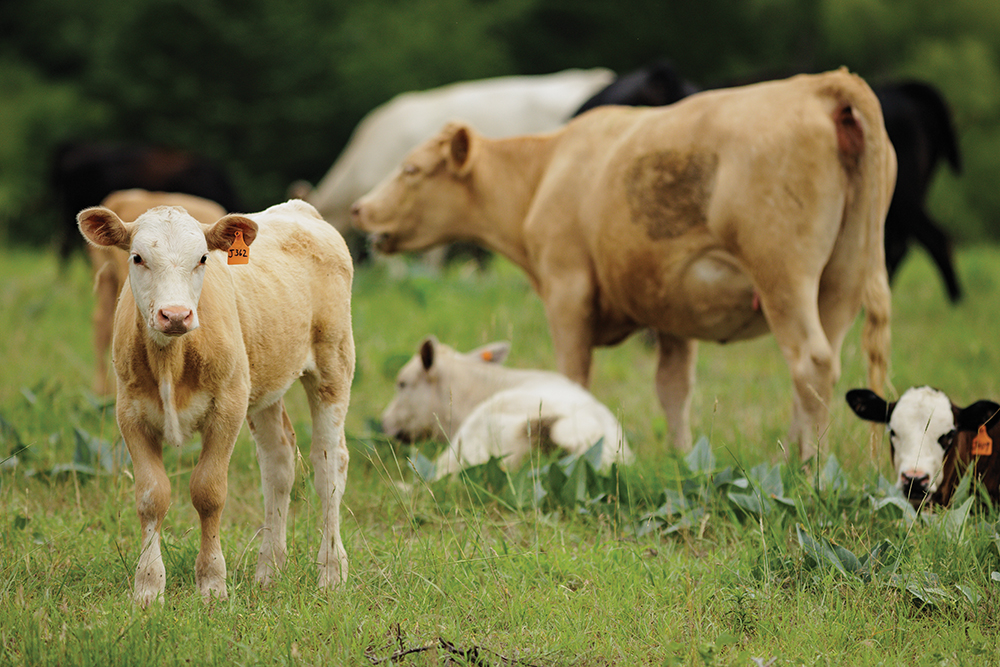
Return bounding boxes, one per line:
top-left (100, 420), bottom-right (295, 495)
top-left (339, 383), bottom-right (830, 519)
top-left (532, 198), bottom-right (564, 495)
top-left (200, 254), bottom-right (208, 265)
top-left (938, 430), bottom-right (956, 449)
top-left (131, 254), bottom-right (143, 265)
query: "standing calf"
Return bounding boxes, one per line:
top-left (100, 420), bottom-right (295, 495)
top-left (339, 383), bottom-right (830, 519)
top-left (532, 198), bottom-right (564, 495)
top-left (78, 199), bottom-right (354, 606)
top-left (847, 386), bottom-right (1000, 506)
top-left (382, 337), bottom-right (634, 476)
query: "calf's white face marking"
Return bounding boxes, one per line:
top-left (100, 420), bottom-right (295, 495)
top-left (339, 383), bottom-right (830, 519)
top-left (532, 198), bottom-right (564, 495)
top-left (127, 209), bottom-right (210, 341)
top-left (886, 387), bottom-right (954, 494)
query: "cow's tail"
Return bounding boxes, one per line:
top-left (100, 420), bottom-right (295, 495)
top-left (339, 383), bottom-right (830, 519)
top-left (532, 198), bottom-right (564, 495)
top-left (159, 370), bottom-right (183, 449)
top-left (834, 70), bottom-right (895, 462)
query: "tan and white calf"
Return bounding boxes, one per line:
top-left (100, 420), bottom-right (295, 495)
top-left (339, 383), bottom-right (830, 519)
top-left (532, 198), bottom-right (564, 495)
top-left (78, 199), bottom-right (354, 606)
top-left (382, 337), bottom-right (634, 476)
top-left (87, 189), bottom-right (227, 395)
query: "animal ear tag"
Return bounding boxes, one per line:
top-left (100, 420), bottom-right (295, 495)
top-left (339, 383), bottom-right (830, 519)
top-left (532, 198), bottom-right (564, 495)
top-left (480, 350), bottom-right (494, 362)
top-left (228, 231), bottom-right (249, 265)
top-left (972, 425), bottom-right (993, 456)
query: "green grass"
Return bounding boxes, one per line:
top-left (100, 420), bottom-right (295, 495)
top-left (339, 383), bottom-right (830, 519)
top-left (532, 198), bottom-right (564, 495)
top-left (3, 244), bottom-right (1000, 665)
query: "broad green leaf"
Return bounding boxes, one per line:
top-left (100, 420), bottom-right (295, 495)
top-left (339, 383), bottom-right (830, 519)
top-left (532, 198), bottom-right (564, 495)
top-left (407, 449), bottom-right (437, 482)
top-left (685, 436), bottom-right (715, 474)
top-left (870, 495), bottom-right (919, 523)
top-left (936, 496), bottom-right (974, 542)
top-left (582, 437), bottom-right (604, 470)
top-left (890, 571), bottom-right (954, 606)
top-left (819, 455), bottom-right (849, 493)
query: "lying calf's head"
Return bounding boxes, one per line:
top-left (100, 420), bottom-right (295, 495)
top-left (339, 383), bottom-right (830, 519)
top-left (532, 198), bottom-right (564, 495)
top-left (381, 336), bottom-right (510, 443)
top-left (78, 205), bottom-right (257, 344)
top-left (847, 386), bottom-right (1000, 504)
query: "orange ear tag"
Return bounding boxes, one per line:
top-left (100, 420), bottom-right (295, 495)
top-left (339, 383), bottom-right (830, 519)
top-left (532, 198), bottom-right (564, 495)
top-left (480, 350), bottom-right (493, 361)
top-left (972, 425), bottom-right (993, 456)
top-left (227, 231), bottom-right (249, 265)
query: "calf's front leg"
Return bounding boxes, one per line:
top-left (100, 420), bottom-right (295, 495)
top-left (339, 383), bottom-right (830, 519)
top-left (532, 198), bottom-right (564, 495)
top-left (247, 400), bottom-right (296, 587)
top-left (655, 334), bottom-right (697, 451)
top-left (190, 403), bottom-right (244, 601)
top-left (120, 414), bottom-right (170, 608)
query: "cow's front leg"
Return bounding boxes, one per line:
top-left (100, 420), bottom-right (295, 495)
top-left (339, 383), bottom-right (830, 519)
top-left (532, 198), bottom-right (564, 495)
top-left (247, 400), bottom-right (296, 587)
top-left (540, 272), bottom-right (596, 387)
top-left (120, 412), bottom-right (170, 607)
top-left (655, 334), bottom-right (697, 451)
top-left (190, 404), bottom-right (243, 601)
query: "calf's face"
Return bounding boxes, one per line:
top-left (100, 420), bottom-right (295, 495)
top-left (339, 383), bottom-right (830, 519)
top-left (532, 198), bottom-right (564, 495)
top-left (381, 336), bottom-right (510, 442)
top-left (351, 123), bottom-right (476, 254)
top-left (78, 205), bottom-right (257, 344)
top-left (847, 386), bottom-right (956, 502)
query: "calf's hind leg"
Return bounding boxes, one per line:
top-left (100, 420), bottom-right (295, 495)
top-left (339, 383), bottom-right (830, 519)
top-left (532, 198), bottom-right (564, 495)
top-left (247, 399), bottom-right (296, 587)
top-left (302, 374), bottom-right (351, 588)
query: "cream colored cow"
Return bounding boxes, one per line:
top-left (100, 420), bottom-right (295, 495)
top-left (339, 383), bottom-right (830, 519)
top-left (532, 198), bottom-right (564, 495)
top-left (382, 337), bottom-right (634, 476)
top-left (87, 189), bottom-right (227, 395)
top-left (78, 199), bottom-right (354, 606)
top-left (353, 69), bottom-right (896, 460)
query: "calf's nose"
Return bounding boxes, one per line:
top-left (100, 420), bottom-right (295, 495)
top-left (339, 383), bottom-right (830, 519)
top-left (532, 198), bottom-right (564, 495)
top-left (156, 306), bottom-right (194, 334)
top-left (900, 470), bottom-right (930, 500)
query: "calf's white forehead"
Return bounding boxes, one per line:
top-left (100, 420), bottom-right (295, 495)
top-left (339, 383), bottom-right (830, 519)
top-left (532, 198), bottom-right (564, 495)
top-left (131, 207), bottom-right (207, 257)
top-left (889, 387), bottom-right (954, 440)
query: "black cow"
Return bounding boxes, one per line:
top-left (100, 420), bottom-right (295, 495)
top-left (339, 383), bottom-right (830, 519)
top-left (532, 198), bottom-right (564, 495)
top-left (574, 64), bottom-right (965, 303)
top-left (52, 142), bottom-right (242, 259)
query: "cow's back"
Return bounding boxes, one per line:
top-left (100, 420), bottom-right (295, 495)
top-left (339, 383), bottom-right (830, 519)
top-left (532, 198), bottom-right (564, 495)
top-left (225, 200), bottom-right (353, 408)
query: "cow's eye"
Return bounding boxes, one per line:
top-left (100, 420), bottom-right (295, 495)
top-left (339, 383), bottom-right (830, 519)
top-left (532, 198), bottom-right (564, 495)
top-left (888, 428), bottom-right (896, 439)
top-left (131, 254), bottom-right (143, 265)
top-left (200, 254), bottom-right (208, 265)
top-left (938, 430), bottom-right (956, 449)
top-left (397, 380), bottom-right (406, 390)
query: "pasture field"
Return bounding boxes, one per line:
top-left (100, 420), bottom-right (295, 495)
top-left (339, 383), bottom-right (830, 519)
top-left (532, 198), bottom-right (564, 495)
top-left (3, 243), bottom-right (1000, 666)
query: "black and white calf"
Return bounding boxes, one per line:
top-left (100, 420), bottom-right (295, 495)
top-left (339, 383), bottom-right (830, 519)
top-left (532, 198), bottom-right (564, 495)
top-left (847, 386), bottom-right (1000, 506)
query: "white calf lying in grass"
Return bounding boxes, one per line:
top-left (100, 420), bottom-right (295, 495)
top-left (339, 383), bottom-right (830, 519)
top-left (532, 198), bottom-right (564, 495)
top-left (381, 337), bottom-right (634, 477)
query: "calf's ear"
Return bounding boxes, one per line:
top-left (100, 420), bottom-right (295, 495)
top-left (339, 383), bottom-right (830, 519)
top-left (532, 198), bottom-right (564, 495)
top-left (419, 336), bottom-right (438, 371)
top-left (78, 207), bottom-right (132, 250)
top-left (846, 388), bottom-right (893, 423)
top-left (206, 215), bottom-right (259, 252)
top-left (956, 400), bottom-right (1000, 432)
top-left (467, 341), bottom-right (511, 365)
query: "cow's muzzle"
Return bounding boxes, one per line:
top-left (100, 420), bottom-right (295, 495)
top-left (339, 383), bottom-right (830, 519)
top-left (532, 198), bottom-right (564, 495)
top-left (155, 307), bottom-right (194, 335)
top-left (900, 470), bottom-right (931, 504)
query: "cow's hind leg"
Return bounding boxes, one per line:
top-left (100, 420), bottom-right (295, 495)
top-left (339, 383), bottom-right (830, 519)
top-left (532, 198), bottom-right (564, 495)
top-left (301, 374), bottom-right (350, 588)
top-left (247, 399), bottom-right (296, 587)
top-left (655, 334), bottom-right (697, 451)
top-left (758, 281), bottom-right (834, 461)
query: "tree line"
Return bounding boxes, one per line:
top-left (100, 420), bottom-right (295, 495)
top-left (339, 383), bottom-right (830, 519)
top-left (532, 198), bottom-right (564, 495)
top-left (2, 0), bottom-right (998, 246)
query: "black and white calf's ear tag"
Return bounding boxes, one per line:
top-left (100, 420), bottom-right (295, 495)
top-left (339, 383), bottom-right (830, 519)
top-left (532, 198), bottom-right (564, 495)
top-left (228, 231), bottom-right (250, 265)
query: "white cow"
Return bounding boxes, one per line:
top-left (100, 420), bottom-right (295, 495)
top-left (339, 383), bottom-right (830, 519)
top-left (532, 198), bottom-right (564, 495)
top-left (298, 68), bottom-right (615, 233)
top-left (78, 199), bottom-right (354, 606)
top-left (382, 337), bottom-right (634, 477)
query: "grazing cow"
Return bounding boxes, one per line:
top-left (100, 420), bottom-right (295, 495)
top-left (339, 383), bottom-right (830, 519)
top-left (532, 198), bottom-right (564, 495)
top-left (78, 199), bottom-right (354, 606)
top-left (299, 68), bottom-right (614, 236)
top-left (88, 190), bottom-right (228, 396)
top-left (847, 387), bottom-right (1000, 506)
top-left (54, 141), bottom-right (241, 260)
top-left (353, 69), bottom-right (896, 460)
top-left (575, 64), bottom-right (964, 302)
top-left (382, 337), bottom-right (634, 476)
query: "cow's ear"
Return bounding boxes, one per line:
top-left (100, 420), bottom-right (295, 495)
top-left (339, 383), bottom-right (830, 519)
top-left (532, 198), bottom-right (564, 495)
top-left (419, 336), bottom-right (438, 371)
top-left (78, 207), bottom-right (132, 251)
top-left (447, 125), bottom-right (474, 176)
top-left (846, 389), bottom-right (893, 423)
top-left (468, 341), bottom-right (510, 365)
top-left (206, 215), bottom-right (259, 252)
top-left (956, 400), bottom-right (1000, 432)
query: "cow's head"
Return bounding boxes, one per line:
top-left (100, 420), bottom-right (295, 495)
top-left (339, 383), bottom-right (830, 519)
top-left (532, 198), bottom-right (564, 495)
top-left (78, 205), bottom-right (257, 345)
top-left (350, 122), bottom-right (478, 254)
top-left (381, 336), bottom-right (510, 443)
top-left (846, 386), bottom-right (999, 505)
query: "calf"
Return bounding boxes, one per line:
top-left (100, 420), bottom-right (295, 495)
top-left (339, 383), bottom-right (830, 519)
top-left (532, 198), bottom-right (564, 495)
top-left (354, 69), bottom-right (896, 460)
top-left (847, 387), bottom-right (1000, 506)
top-left (78, 199), bottom-right (354, 606)
top-left (88, 190), bottom-right (227, 395)
top-left (382, 337), bottom-right (634, 476)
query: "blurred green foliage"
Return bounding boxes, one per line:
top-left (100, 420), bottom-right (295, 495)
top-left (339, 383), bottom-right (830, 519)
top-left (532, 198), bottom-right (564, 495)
top-left (1, 0), bottom-right (998, 245)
